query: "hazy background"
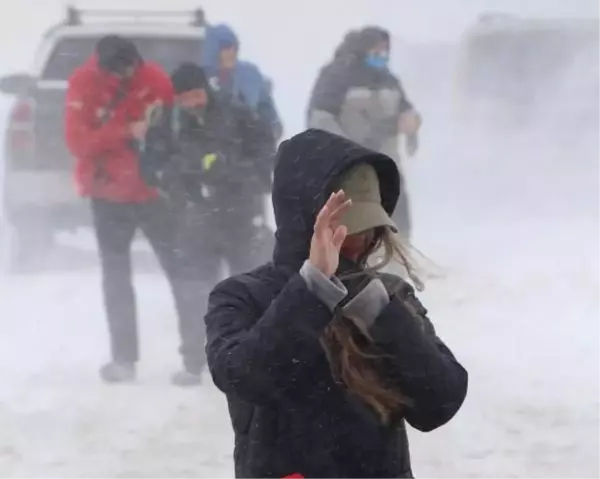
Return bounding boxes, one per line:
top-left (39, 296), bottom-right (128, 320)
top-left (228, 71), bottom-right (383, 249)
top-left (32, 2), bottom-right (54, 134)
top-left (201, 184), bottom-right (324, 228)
top-left (0, 0), bottom-right (598, 477)
top-left (1, 0), bottom-right (599, 133)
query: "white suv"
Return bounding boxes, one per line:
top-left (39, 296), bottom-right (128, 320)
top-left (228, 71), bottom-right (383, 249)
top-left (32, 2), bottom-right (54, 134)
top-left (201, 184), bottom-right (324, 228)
top-left (0, 7), bottom-right (206, 272)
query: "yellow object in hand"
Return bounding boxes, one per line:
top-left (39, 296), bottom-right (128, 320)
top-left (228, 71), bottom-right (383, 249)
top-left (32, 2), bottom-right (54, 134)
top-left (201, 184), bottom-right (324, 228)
top-left (202, 153), bottom-right (218, 171)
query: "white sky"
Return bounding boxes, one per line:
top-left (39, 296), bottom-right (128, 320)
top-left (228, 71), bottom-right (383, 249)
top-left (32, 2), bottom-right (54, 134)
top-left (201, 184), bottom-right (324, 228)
top-left (0, 0), bottom-right (597, 133)
top-left (0, 0), bottom-right (597, 72)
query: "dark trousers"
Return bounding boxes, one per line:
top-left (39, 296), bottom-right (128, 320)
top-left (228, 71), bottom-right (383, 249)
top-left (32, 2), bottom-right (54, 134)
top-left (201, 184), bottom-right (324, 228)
top-left (177, 188), bottom-right (272, 286)
top-left (91, 198), bottom-right (206, 374)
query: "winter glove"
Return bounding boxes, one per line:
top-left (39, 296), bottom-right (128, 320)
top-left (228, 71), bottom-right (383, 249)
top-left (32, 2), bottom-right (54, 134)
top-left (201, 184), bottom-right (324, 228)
top-left (153, 159), bottom-right (189, 205)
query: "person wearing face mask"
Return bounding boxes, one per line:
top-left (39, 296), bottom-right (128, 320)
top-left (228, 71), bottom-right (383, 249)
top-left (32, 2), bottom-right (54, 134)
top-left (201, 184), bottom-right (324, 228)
top-left (204, 128), bottom-right (467, 478)
top-left (307, 27), bottom-right (421, 240)
top-left (140, 63), bottom-right (273, 386)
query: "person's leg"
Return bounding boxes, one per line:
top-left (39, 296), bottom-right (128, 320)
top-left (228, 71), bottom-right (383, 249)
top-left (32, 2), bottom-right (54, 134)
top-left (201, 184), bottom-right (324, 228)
top-left (219, 191), bottom-right (270, 276)
top-left (91, 199), bottom-right (138, 382)
top-left (139, 199), bottom-right (214, 384)
top-left (179, 200), bottom-right (224, 285)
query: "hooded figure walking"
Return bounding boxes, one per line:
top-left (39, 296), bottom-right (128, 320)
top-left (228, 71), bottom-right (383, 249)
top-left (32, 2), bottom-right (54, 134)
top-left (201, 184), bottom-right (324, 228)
top-left (204, 129), bottom-right (467, 478)
top-left (199, 23), bottom-right (281, 263)
top-left (139, 62), bottom-right (274, 386)
top-left (307, 27), bottom-right (421, 240)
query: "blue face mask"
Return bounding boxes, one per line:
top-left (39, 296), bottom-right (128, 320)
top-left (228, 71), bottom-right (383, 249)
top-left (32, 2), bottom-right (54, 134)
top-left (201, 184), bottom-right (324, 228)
top-left (365, 52), bottom-right (389, 70)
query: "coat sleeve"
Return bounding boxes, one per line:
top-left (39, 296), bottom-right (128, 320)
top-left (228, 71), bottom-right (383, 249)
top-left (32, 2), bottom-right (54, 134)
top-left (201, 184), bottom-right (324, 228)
top-left (369, 288), bottom-right (468, 432)
top-left (205, 274), bottom-right (334, 405)
top-left (397, 77), bottom-right (414, 115)
top-left (257, 79), bottom-right (283, 142)
top-left (138, 107), bottom-right (174, 187)
top-left (235, 105), bottom-right (276, 190)
top-left (306, 64), bottom-right (348, 136)
top-left (64, 70), bottom-right (129, 160)
top-left (145, 62), bottom-right (175, 105)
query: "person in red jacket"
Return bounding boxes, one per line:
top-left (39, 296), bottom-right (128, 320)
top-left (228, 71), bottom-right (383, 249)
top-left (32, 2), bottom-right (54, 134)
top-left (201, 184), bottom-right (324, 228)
top-left (65, 36), bottom-right (206, 386)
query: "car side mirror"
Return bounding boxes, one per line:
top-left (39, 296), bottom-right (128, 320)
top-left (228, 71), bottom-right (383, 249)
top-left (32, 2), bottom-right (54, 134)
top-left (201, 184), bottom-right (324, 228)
top-left (0, 73), bottom-right (35, 96)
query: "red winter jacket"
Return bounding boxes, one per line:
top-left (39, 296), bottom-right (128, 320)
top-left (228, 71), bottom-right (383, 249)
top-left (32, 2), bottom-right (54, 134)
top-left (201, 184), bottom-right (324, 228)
top-left (64, 56), bottom-right (174, 203)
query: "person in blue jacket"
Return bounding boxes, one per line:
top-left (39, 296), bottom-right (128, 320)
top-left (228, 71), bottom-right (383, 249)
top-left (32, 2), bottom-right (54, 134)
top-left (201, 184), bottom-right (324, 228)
top-left (200, 23), bottom-right (280, 255)
top-left (201, 23), bottom-right (282, 142)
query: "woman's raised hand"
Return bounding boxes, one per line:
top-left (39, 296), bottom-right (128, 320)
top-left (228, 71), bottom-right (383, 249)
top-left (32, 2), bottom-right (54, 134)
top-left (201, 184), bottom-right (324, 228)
top-left (308, 190), bottom-right (352, 277)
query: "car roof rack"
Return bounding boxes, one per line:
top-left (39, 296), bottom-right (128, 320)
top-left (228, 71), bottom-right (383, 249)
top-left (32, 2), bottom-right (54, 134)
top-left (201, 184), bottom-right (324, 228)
top-left (65, 5), bottom-right (205, 27)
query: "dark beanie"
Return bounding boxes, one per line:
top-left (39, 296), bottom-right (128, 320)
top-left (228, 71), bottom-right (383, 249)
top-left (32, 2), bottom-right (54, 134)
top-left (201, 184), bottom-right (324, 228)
top-left (171, 62), bottom-right (210, 94)
top-left (96, 35), bottom-right (142, 73)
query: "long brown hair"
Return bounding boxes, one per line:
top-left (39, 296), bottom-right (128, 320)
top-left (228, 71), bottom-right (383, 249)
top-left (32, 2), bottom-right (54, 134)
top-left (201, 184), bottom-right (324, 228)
top-left (320, 228), bottom-right (423, 424)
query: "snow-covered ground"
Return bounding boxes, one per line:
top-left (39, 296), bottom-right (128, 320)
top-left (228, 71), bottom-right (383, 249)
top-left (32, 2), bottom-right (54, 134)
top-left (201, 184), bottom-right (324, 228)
top-left (0, 1), bottom-right (599, 477)
top-left (0, 120), bottom-right (597, 477)
top-left (405, 126), bottom-right (599, 478)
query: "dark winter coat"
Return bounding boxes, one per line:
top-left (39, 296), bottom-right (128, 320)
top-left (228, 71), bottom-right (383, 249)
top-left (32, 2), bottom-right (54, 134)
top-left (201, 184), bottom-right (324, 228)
top-left (204, 129), bottom-right (468, 478)
top-left (307, 28), bottom-right (414, 161)
top-left (139, 96), bottom-right (273, 204)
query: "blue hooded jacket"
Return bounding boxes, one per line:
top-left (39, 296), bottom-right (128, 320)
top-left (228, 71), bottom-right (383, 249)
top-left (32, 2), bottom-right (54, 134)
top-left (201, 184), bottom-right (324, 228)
top-left (201, 24), bottom-right (282, 139)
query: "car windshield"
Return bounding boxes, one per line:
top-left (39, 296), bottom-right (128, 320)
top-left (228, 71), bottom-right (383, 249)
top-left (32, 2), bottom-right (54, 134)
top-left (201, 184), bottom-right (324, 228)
top-left (41, 35), bottom-right (203, 80)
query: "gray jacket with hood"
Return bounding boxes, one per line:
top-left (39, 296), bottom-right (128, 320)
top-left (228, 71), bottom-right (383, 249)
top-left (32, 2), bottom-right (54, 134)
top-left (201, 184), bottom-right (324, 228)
top-left (307, 27), bottom-right (414, 162)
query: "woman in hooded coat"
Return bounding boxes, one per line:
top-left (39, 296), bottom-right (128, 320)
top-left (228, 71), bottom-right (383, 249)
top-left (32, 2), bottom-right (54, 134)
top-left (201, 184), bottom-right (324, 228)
top-left (306, 27), bottom-right (421, 240)
top-left (204, 128), bottom-right (467, 478)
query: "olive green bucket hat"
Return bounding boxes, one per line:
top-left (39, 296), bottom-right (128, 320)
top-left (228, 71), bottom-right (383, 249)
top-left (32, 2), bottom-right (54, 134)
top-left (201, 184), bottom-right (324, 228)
top-left (338, 163), bottom-right (398, 235)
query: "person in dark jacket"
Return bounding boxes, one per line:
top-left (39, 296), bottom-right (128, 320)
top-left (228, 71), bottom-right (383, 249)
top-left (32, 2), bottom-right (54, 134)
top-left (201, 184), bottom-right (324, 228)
top-left (141, 62), bottom-right (273, 206)
top-left (64, 36), bottom-right (205, 386)
top-left (204, 128), bottom-right (468, 478)
top-left (140, 63), bottom-right (273, 364)
top-left (307, 27), bottom-right (422, 240)
top-left (200, 23), bottom-right (281, 235)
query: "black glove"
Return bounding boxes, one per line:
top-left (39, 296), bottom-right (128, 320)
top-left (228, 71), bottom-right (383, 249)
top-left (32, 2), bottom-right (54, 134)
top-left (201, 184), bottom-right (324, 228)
top-left (152, 159), bottom-right (189, 204)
